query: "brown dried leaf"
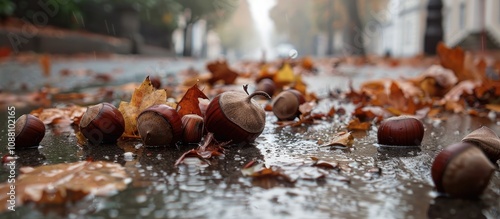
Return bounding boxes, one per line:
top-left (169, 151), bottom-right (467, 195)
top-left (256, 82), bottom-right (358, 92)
top-left (0, 161), bottom-right (129, 212)
top-left (347, 117), bottom-right (371, 131)
top-left (118, 76), bottom-right (175, 136)
top-left (176, 84), bottom-right (209, 117)
top-left (39, 54), bottom-right (51, 77)
top-left (31, 105), bottom-right (86, 126)
top-left (320, 131), bottom-right (354, 148)
top-left (175, 133), bottom-right (228, 166)
top-left (206, 60), bottom-right (239, 85)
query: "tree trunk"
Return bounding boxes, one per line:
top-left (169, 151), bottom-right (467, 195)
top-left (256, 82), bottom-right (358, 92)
top-left (342, 0), bottom-right (365, 56)
top-left (326, 0), bottom-right (335, 55)
top-left (183, 23), bottom-right (192, 57)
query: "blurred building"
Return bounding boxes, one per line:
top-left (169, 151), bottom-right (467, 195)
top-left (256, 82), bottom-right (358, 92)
top-left (375, 0), bottom-right (499, 57)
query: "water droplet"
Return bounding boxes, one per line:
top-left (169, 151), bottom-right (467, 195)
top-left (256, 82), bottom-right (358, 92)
top-left (136, 194), bottom-right (147, 203)
top-left (288, 49), bottom-right (298, 59)
top-left (124, 152), bottom-right (134, 161)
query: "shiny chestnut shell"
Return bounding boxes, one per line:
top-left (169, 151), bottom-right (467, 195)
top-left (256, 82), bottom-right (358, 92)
top-left (431, 142), bottom-right (495, 199)
top-left (205, 90), bottom-right (269, 143)
top-left (181, 114), bottom-right (204, 144)
top-left (80, 103), bottom-right (125, 144)
top-left (137, 105), bottom-right (183, 146)
top-left (14, 114), bottom-right (45, 149)
top-left (256, 78), bottom-right (276, 97)
top-left (272, 89), bottom-right (306, 121)
top-left (377, 116), bottom-right (424, 146)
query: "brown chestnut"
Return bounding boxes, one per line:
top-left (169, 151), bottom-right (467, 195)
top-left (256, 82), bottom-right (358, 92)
top-left (14, 114), bottom-right (45, 149)
top-left (462, 126), bottom-right (500, 162)
top-left (431, 142), bottom-right (495, 199)
top-left (181, 114), bottom-right (204, 144)
top-left (137, 105), bottom-right (183, 146)
top-left (377, 116), bottom-right (424, 147)
top-left (256, 78), bottom-right (276, 97)
top-left (80, 103), bottom-right (125, 144)
top-left (205, 85), bottom-right (270, 143)
top-left (272, 89), bottom-right (305, 121)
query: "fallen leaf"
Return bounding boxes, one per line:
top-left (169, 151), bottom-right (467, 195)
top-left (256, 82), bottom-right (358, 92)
top-left (301, 56), bottom-right (315, 71)
top-left (176, 84), bottom-right (209, 117)
top-left (292, 74), bottom-right (307, 95)
top-left (206, 60), bottom-right (239, 85)
top-left (175, 133), bottom-right (228, 166)
top-left (118, 76), bottom-right (175, 136)
top-left (486, 104), bottom-right (500, 112)
top-left (0, 161), bottom-right (130, 212)
top-left (319, 131), bottom-right (354, 148)
top-left (39, 54), bottom-right (51, 77)
top-left (0, 47), bottom-right (11, 59)
top-left (347, 117), bottom-right (371, 131)
top-left (31, 105), bottom-right (86, 126)
top-left (273, 62), bottom-right (295, 88)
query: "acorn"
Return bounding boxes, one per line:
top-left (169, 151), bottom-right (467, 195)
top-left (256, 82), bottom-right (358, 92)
top-left (80, 103), bottom-right (125, 144)
top-left (205, 85), bottom-right (270, 143)
top-left (272, 89), bottom-right (305, 121)
top-left (181, 114), bottom-right (204, 144)
top-left (462, 126), bottom-right (500, 162)
top-left (14, 114), bottom-right (45, 149)
top-left (377, 116), bottom-right (424, 147)
top-left (256, 78), bottom-right (276, 97)
top-left (431, 142), bottom-right (495, 199)
top-left (137, 105), bottom-right (183, 146)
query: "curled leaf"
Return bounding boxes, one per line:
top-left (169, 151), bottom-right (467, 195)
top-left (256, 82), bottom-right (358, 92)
top-left (176, 84), bottom-right (209, 117)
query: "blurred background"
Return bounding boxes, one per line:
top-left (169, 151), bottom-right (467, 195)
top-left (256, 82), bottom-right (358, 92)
top-left (0, 0), bottom-right (497, 59)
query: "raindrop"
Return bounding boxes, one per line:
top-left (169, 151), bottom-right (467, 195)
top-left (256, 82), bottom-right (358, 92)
top-left (288, 49), bottom-right (298, 59)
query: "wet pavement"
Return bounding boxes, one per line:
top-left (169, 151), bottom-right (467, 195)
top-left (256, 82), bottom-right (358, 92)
top-left (0, 57), bottom-right (499, 219)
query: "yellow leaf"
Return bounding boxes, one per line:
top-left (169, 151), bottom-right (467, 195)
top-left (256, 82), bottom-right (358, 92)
top-left (486, 104), bottom-right (500, 112)
top-left (118, 76), bottom-right (175, 136)
top-left (273, 63), bottom-right (295, 87)
top-left (293, 74), bottom-right (307, 95)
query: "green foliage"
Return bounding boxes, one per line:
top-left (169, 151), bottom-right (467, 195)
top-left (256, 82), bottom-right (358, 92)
top-left (176, 0), bottom-right (239, 27)
top-left (0, 0), bottom-right (15, 17)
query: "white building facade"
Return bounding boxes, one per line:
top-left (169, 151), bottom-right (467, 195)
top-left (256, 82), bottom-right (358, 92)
top-left (374, 0), bottom-right (500, 57)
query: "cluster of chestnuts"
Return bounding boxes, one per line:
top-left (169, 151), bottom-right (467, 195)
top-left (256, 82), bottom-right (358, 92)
top-left (77, 85), bottom-right (271, 146)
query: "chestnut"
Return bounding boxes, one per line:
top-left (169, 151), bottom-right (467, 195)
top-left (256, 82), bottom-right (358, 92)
top-left (462, 126), bottom-right (500, 162)
top-left (14, 114), bottom-right (45, 149)
top-left (137, 105), bottom-right (183, 146)
top-left (272, 89), bottom-right (305, 121)
top-left (256, 78), bottom-right (276, 97)
top-left (80, 103), bottom-right (125, 144)
top-left (377, 116), bottom-right (424, 147)
top-left (205, 85), bottom-right (270, 143)
top-left (431, 142), bottom-right (495, 199)
top-left (181, 114), bottom-right (204, 144)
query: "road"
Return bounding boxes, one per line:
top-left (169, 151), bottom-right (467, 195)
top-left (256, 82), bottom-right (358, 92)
top-left (0, 56), bottom-right (498, 219)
